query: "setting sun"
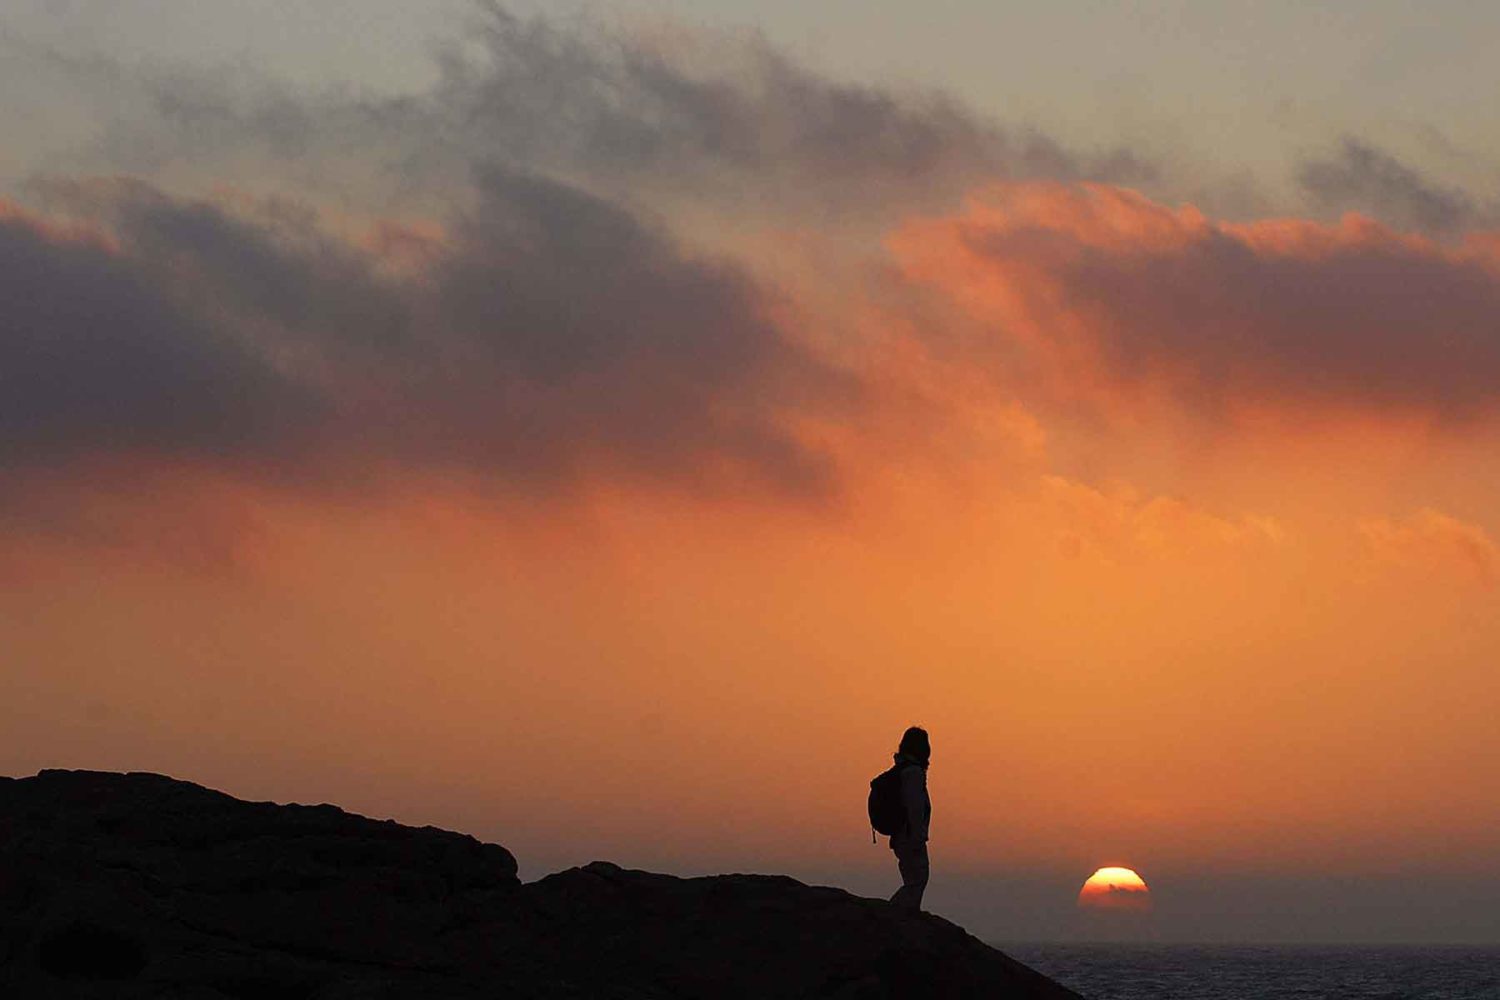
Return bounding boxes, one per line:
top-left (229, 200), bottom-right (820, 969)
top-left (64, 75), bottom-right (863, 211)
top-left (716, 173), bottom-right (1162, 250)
top-left (1078, 867), bottom-right (1152, 913)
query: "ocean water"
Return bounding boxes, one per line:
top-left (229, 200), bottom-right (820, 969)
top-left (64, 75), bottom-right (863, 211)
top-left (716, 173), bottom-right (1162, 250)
top-left (1004, 943), bottom-right (1500, 1000)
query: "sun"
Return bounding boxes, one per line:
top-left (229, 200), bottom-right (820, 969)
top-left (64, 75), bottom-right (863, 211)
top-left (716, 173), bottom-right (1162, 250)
top-left (1077, 866), bottom-right (1152, 913)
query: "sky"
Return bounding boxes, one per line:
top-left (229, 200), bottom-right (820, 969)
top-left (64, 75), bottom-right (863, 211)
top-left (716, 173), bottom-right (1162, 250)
top-left (2, 1), bottom-right (1498, 944)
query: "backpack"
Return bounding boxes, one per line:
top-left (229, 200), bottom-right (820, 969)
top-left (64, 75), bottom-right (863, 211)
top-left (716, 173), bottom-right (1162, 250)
top-left (867, 763), bottom-right (908, 836)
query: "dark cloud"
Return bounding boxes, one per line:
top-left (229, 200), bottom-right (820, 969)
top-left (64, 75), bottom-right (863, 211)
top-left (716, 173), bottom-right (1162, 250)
top-left (1299, 138), bottom-right (1485, 234)
top-left (37, 178), bottom-right (415, 357)
top-left (901, 185), bottom-right (1500, 420)
top-left (394, 165), bottom-right (844, 492)
top-left (0, 162), bottom-right (842, 531)
top-left (0, 208), bottom-right (317, 467)
top-left (1064, 229), bottom-right (1500, 416)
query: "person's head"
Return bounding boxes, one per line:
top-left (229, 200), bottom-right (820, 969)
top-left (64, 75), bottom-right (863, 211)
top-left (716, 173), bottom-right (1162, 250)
top-left (898, 726), bottom-right (930, 765)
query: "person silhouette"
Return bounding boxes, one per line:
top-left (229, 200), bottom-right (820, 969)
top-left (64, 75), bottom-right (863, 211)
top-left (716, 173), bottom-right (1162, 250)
top-left (887, 726), bottom-right (931, 912)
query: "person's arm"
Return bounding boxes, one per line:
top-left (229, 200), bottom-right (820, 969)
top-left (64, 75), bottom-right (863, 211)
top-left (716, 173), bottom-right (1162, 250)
top-left (900, 766), bottom-right (929, 844)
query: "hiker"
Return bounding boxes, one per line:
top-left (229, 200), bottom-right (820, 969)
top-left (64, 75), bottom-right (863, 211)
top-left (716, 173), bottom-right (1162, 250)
top-left (884, 726), bottom-right (931, 911)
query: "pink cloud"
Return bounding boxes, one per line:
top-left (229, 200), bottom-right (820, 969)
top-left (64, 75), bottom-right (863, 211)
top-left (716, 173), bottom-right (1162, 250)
top-left (891, 182), bottom-right (1500, 423)
top-left (1359, 508), bottom-right (1498, 588)
top-left (1043, 474), bottom-right (1283, 561)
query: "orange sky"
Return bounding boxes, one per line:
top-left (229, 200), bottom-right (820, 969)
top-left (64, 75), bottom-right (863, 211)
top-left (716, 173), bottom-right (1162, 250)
top-left (7, 406), bottom-right (1496, 876)
top-left (3, 5), bottom-right (1499, 944)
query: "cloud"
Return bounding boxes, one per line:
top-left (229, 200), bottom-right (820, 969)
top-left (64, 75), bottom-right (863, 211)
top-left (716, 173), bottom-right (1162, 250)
top-left (0, 2), bottom-right (1162, 550)
top-left (891, 182), bottom-right (1500, 422)
top-left (1358, 509), bottom-right (1497, 587)
top-left (35, 177), bottom-right (416, 359)
top-left (12, 3), bottom-right (1500, 572)
top-left (0, 459), bottom-right (270, 576)
top-left (408, 165), bottom-right (846, 492)
top-left (421, 7), bottom-right (1152, 206)
top-left (0, 2), bottom-right (1166, 559)
top-left (0, 165), bottom-right (847, 551)
top-left (0, 199), bottom-right (317, 468)
top-left (1043, 475), bottom-right (1282, 562)
top-left (1299, 138), bottom-right (1486, 234)
top-left (1, 5), bottom-right (1152, 221)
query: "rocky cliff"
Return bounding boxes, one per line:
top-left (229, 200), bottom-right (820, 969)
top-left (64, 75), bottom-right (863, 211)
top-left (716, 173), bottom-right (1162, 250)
top-left (0, 770), bottom-right (1081, 999)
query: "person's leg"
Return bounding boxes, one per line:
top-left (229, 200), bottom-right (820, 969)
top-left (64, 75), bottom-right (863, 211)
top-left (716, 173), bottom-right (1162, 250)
top-left (889, 843), bottom-right (929, 911)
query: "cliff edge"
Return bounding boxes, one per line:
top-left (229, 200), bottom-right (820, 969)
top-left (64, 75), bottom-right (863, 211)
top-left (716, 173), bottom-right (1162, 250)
top-left (0, 770), bottom-right (1081, 999)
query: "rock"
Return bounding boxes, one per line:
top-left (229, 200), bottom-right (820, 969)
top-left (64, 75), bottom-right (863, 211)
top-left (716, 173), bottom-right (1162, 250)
top-left (0, 770), bottom-right (1083, 999)
top-left (503, 862), bottom-right (1083, 999)
top-left (36, 919), bottom-right (149, 980)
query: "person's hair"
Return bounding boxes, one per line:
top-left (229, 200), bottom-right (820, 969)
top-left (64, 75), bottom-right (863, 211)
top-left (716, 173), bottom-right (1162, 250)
top-left (898, 726), bottom-right (930, 765)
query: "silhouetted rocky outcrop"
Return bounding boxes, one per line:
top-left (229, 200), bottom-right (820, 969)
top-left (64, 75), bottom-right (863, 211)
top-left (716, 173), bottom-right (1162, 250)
top-left (1, 770), bottom-right (1082, 998)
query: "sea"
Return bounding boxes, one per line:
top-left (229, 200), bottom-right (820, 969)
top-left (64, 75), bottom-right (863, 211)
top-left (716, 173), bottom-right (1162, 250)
top-left (1004, 944), bottom-right (1500, 1000)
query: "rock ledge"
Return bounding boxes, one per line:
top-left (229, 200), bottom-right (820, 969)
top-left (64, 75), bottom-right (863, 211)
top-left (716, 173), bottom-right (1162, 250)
top-left (1, 770), bottom-right (1081, 999)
